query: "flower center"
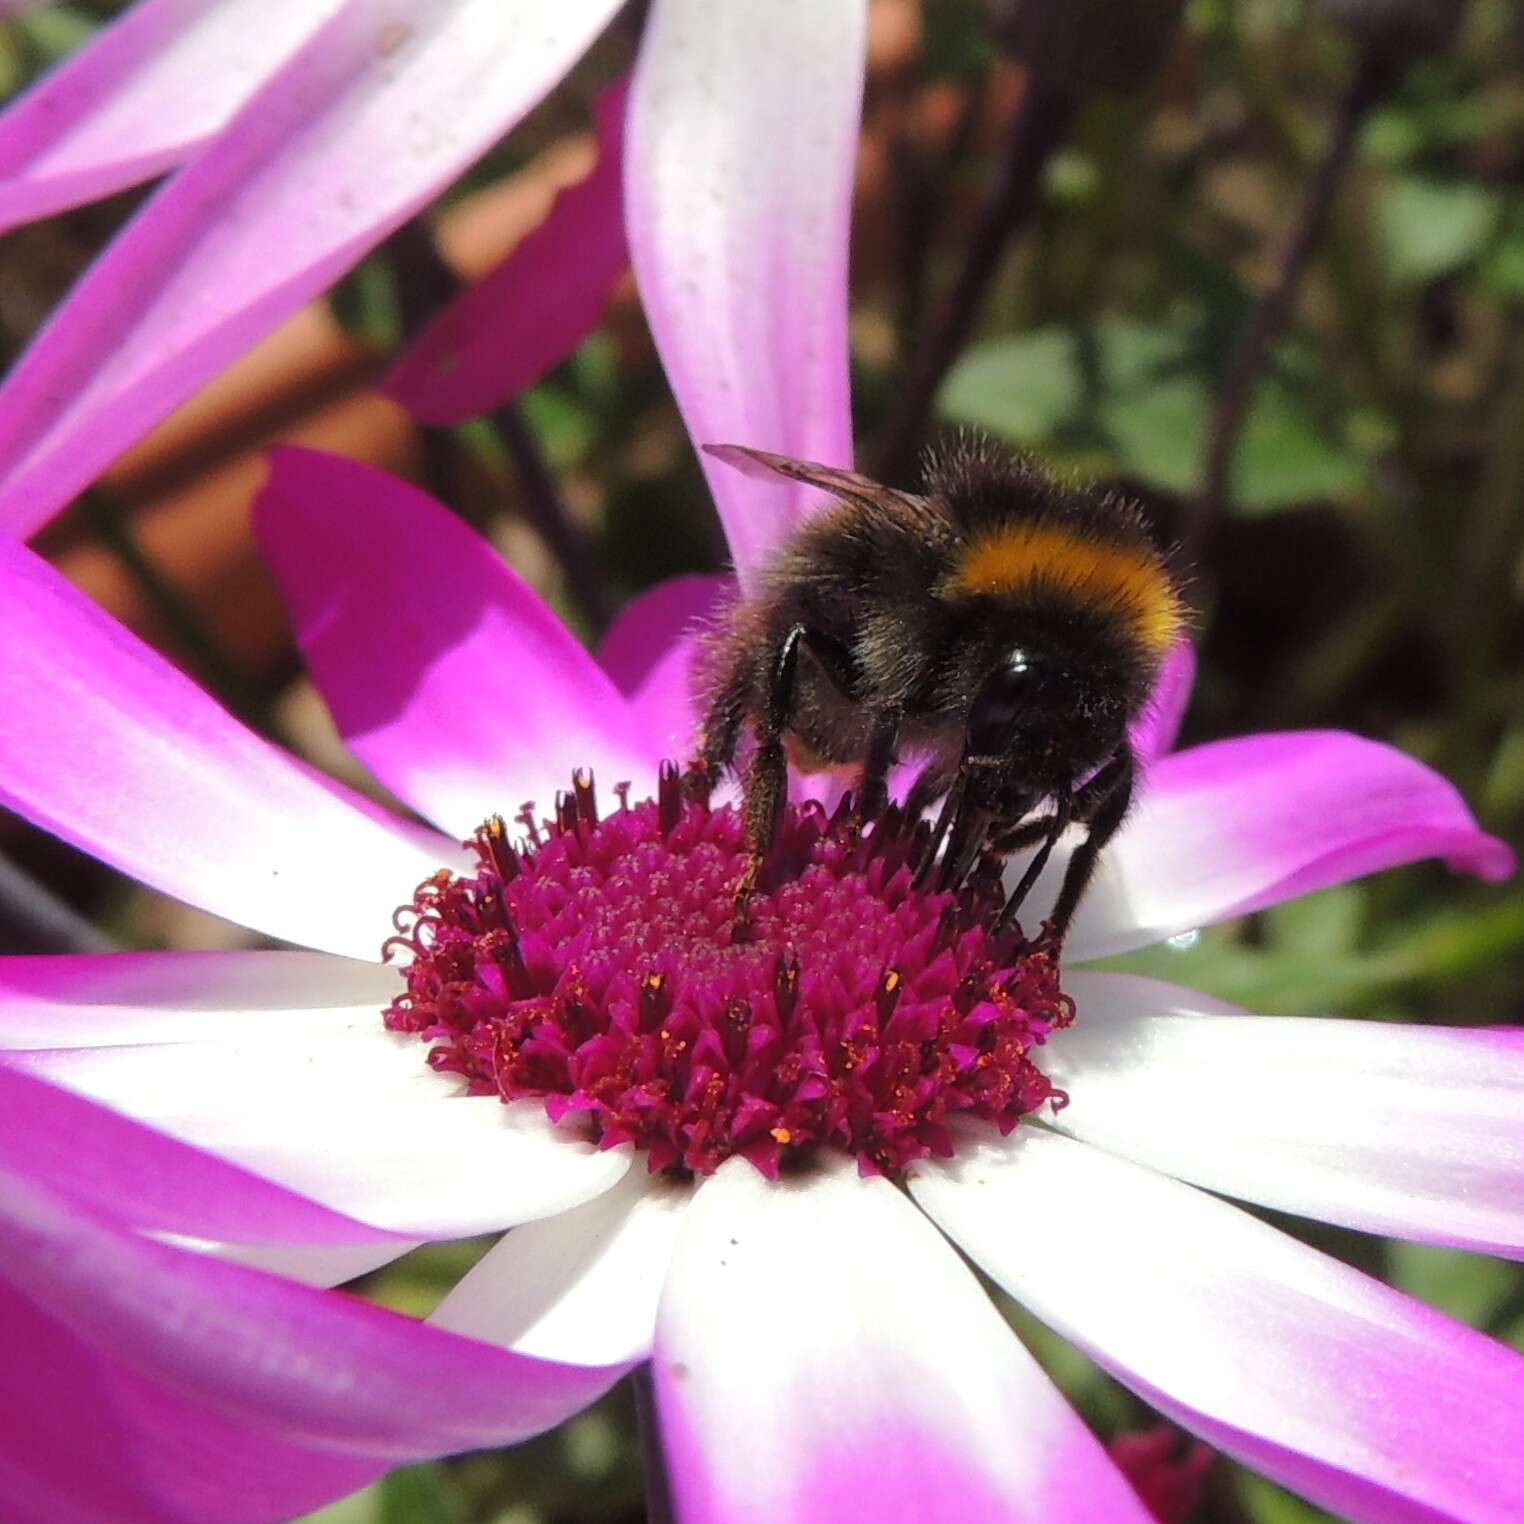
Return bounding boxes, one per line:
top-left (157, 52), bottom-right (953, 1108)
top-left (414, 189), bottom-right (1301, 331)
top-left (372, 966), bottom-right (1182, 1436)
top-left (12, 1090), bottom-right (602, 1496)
top-left (384, 765), bottom-right (1073, 1177)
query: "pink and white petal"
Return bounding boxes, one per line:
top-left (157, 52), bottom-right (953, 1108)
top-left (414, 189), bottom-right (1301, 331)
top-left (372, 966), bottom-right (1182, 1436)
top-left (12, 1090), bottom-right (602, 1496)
top-left (0, 1276), bottom-right (379, 1524)
top-left (911, 1128), bottom-right (1524, 1524)
top-left (0, 948), bottom-right (395, 1048)
top-left (12, 1019), bottom-right (631, 1238)
top-left (0, 1060), bottom-right (410, 1256)
top-left (1129, 639), bottom-right (1195, 767)
top-left (597, 573), bottom-right (729, 760)
top-left (255, 447), bottom-right (653, 837)
top-left (1048, 972), bottom-right (1524, 1259)
top-left (1053, 731), bottom-right (1516, 961)
top-left (180, 1236), bottom-right (422, 1289)
top-left (0, 540), bottom-right (444, 959)
top-left (384, 77), bottom-right (629, 425)
top-left (0, 1169), bottom-right (629, 1523)
top-left (626, 0), bottom-right (865, 586)
top-left (653, 1156), bottom-right (1153, 1524)
top-left (0, 0), bottom-right (340, 232)
top-left (432, 1168), bottom-right (692, 1365)
top-left (0, 0), bottom-right (624, 540)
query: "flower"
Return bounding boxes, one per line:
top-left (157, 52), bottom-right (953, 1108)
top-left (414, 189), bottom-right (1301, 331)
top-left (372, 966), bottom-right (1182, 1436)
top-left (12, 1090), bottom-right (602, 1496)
top-left (0, 0), bottom-right (866, 541)
top-left (2, 3), bottom-right (1523, 1514)
top-left (1, 427), bottom-right (1522, 1520)
top-left (1108, 1427), bottom-right (1214, 1524)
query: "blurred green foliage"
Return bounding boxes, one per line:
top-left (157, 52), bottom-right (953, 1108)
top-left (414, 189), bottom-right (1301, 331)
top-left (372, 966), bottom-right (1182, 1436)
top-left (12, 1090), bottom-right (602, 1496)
top-left (3, 0), bottom-right (1523, 1521)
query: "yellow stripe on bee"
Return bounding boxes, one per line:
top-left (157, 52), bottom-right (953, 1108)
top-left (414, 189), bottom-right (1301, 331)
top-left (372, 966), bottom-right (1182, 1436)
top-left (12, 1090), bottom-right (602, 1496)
top-left (950, 524), bottom-right (1182, 654)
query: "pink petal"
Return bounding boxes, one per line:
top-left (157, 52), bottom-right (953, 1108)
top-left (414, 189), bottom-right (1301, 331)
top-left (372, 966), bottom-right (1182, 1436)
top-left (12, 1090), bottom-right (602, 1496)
top-left (0, 1166), bottom-right (629, 1522)
top-left (597, 572), bottom-right (729, 761)
top-left (912, 1129), bottom-right (1524, 1524)
top-left (1129, 639), bottom-right (1195, 766)
top-left (0, 1058), bottom-right (404, 1250)
top-left (432, 1168), bottom-right (691, 1365)
top-left (653, 1156), bottom-right (1153, 1524)
top-left (0, 0), bottom-right (624, 540)
top-left (0, 538), bottom-right (446, 959)
top-left (0, 0), bottom-right (340, 233)
top-left (1049, 972), bottom-right (1524, 1260)
top-left (0, 1276), bottom-right (377, 1524)
top-left (384, 77), bottom-right (630, 424)
top-left (625, 0), bottom-right (865, 587)
top-left (1058, 730), bottom-right (1516, 960)
top-left (254, 446), bottom-right (654, 837)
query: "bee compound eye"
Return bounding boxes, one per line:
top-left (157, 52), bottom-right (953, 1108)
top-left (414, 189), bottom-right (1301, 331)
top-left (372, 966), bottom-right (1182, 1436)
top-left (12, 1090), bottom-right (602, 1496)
top-left (967, 649), bottom-right (1050, 754)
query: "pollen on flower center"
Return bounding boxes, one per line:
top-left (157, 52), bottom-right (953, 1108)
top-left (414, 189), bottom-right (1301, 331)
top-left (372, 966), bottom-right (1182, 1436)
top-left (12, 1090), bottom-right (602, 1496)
top-left (383, 764), bottom-right (1073, 1177)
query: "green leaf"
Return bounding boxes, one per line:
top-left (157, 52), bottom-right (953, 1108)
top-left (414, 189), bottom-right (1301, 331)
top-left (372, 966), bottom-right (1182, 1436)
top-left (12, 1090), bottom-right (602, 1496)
top-left (519, 383), bottom-right (598, 471)
top-left (1387, 1241), bottom-right (1519, 1330)
top-left (1262, 884), bottom-right (1365, 959)
top-left (936, 328), bottom-right (1085, 444)
top-left (297, 1484), bottom-right (381, 1524)
top-left (1097, 370), bottom-right (1206, 496)
top-left (378, 1464), bottom-right (467, 1524)
top-left (1476, 211), bottom-right (1524, 302)
top-left (14, 7), bottom-right (98, 64)
top-left (1230, 385), bottom-right (1367, 511)
top-left (941, 317), bottom-right (1362, 511)
top-left (1237, 1471), bottom-right (1338, 1523)
top-left (1091, 321), bottom-right (1362, 510)
top-left (1379, 176), bottom-right (1501, 287)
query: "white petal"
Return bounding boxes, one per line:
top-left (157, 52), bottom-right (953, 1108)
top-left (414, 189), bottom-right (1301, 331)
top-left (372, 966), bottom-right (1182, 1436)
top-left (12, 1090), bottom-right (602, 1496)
top-left (431, 1168), bottom-right (691, 1364)
top-left (156, 1232), bottom-right (416, 1289)
top-left (0, 949), bottom-right (398, 1048)
top-left (911, 1128), bottom-right (1524, 1524)
top-left (1050, 972), bottom-right (1524, 1258)
top-left (19, 1017), bottom-right (630, 1239)
top-left (652, 1155), bottom-right (1151, 1523)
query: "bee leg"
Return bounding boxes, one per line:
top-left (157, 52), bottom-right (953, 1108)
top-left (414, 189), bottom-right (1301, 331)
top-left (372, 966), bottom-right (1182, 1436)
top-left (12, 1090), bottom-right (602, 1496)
top-left (937, 783), bottom-right (996, 892)
top-left (913, 769), bottom-right (966, 888)
top-left (855, 711), bottom-right (901, 823)
top-left (904, 757), bottom-right (958, 823)
top-left (1047, 744), bottom-right (1135, 940)
top-left (692, 652), bottom-right (751, 799)
top-left (994, 791), bottom-right (1073, 934)
top-left (736, 624), bottom-right (809, 906)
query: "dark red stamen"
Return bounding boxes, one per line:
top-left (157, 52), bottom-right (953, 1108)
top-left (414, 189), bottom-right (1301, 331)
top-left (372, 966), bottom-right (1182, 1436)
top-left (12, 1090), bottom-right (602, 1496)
top-left (384, 768), bottom-right (1073, 1178)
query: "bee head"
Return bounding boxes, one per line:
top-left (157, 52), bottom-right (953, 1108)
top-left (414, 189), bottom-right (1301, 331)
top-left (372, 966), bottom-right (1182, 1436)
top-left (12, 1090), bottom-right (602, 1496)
top-left (966, 645), bottom-right (1082, 763)
top-left (963, 641), bottom-right (1130, 796)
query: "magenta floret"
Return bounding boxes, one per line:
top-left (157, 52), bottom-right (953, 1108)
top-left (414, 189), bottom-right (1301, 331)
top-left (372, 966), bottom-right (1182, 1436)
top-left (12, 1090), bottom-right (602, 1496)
top-left (384, 766), bottom-right (1073, 1177)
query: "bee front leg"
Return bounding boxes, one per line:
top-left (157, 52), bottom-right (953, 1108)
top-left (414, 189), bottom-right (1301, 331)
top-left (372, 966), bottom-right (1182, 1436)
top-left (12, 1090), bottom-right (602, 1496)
top-left (994, 791), bottom-right (1073, 935)
top-left (856, 711), bottom-right (901, 823)
top-left (736, 624), bottom-right (809, 906)
top-left (693, 650), bottom-right (751, 801)
top-left (903, 756), bottom-right (959, 823)
top-left (1046, 743), bottom-right (1135, 940)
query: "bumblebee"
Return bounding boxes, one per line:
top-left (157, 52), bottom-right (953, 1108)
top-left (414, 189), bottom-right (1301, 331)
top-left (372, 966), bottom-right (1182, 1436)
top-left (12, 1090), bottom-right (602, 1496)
top-left (694, 434), bottom-right (1187, 940)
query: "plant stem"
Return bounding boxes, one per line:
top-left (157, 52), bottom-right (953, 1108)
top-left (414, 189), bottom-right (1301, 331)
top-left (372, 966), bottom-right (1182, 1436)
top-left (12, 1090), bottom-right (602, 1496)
top-left (384, 216), bottom-right (613, 635)
top-left (489, 398), bottom-right (612, 634)
top-left (0, 853), bottom-right (117, 954)
top-left (1190, 49), bottom-right (1388, 553)
top-left (77, 490), bottom-right (274, 735)
top-left (870, 78), bottom-right (1077, 483)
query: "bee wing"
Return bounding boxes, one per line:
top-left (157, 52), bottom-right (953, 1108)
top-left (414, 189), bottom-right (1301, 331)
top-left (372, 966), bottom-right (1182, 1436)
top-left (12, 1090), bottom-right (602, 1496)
top-left (704, 443), bottom-right (931, 520)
